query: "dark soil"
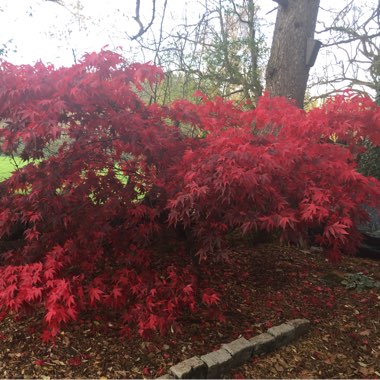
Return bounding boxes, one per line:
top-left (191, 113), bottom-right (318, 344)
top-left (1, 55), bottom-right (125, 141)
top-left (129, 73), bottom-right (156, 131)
top-left (0, 243), bottom-right (379, 379)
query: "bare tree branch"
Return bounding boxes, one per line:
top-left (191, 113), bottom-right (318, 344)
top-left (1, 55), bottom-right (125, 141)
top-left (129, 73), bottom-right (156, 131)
top-left (311, 1), bottom-right (379, 101)
top-left (130, 0), bottom-right (157, 40)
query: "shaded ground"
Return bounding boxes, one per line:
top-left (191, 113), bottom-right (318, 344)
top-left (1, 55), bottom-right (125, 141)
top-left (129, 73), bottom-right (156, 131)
top-left (0, 243), bottom-right (379, 379)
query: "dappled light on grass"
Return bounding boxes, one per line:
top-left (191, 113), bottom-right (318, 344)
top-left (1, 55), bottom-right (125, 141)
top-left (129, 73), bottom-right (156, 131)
top-left (0, 156), bottom-right (27, 181)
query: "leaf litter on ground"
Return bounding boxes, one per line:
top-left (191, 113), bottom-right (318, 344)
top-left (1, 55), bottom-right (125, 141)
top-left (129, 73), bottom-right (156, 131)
top-left (0, 243), bottom-right (379, 379)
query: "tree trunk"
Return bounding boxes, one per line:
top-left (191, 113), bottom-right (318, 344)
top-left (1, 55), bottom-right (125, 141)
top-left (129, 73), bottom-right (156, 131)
top-left (265, 0), bottom-right (320, 108)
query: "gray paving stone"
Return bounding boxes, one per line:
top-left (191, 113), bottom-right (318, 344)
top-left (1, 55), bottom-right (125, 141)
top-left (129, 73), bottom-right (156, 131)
top-left (169, 356), bottom-right (207, 379)
top-left (200, 348), bottom-right (233, 379)
top-left (267, 322), bottom-right (296, 347)
top-left (167, 319), bottom-right (312, 379)
top-left (285, 318), bottom-right (310, 338)
top-left (222, 337), bottom-right (254, 367)
top-left (249, 333), bottom-right (276, 355)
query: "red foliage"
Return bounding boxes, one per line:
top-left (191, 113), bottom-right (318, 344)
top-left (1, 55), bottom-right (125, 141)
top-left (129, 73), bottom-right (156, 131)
top-left (0, 51), bottom-right (379, 340)
top-left (167, 90), bottom-right (380, 262)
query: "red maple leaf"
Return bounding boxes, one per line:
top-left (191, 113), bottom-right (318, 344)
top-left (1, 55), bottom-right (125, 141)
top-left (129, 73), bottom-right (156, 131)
top-left (88, 287), bottom-right (104, 305)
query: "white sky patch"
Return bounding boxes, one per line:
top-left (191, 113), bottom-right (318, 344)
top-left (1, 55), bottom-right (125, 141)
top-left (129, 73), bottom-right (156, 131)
top-left (1, 0), bottom-right (276, 66)
top-left (0, 0), bottom-right (376, 99)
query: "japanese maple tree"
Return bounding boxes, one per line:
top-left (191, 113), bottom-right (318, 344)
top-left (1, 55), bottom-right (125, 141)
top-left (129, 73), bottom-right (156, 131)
top-left (0, 51), bottom-right (379, 341)
top-left (168, 92), bottom-right (380, 262)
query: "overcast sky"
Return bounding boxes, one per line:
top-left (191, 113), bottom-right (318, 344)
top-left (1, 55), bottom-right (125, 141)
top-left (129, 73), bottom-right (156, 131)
top-left (0, 0), bottom-right (376, 100)
top-left (0, 0), bottom-right (279, 67)
top-left (1, 0), bottom-right (358, 68)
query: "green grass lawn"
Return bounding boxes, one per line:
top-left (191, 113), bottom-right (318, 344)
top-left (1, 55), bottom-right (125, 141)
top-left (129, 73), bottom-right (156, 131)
top-left (0, 156), bottom-right (145, 201)
top-left (0, 156), bottom-right (26, 181)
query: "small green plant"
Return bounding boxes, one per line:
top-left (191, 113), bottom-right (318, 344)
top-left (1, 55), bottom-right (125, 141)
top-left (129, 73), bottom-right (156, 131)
top-left (357, 140), bottom-right (380, 181)
top-left (341, 272), bottom-right (380, 291)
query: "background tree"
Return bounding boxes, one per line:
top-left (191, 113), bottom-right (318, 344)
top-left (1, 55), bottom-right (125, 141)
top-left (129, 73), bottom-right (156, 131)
top-left (5, 0), bottom-right (380, 107)
top-left (132, 0), bottom-right (267, 106)
top-left (132, 0), bottom-right (379, 107)
top-left (311, 0), bottom-right (380, 104)
top-left (309, 1), bottom-right (380, 178)
top-left (265, 0), bottom-right (321, 108)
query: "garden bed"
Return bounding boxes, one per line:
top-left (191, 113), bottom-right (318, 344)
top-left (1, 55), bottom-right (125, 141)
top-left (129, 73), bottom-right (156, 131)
top-left (0, 243), bottom-right (379, 379)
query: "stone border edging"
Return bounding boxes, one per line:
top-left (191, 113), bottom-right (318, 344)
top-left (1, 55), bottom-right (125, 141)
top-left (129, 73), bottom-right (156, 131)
top-left (156, 318), bottom-right (310, 379)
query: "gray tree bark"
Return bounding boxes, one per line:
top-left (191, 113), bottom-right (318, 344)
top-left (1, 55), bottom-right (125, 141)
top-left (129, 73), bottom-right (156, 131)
top-left (265, 0), bottom-right (320, 108)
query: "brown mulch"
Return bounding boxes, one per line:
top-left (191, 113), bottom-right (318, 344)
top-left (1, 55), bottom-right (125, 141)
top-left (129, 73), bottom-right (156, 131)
top-left (0, 243), bottom-right (379, 379)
